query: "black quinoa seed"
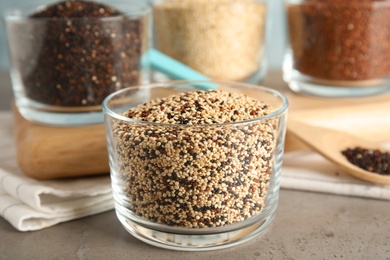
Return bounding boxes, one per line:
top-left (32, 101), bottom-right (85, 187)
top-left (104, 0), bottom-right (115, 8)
top-left (342, 147), bottom-right (390, 175)
top-left (20, 0), bottom-right (144, 106)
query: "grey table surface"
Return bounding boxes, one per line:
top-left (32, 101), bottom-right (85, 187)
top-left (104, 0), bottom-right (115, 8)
top-left (1, 70), bottom-right (390, 259)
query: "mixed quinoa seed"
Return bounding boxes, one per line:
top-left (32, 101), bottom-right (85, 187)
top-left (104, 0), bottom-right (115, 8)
top-left (112, 90), bottom-right (279, 228)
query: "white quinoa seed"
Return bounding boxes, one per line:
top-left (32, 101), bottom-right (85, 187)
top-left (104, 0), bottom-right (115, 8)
top-left (112, 90), bottom-right (278, 228)
top-left (153, 0), bottom-right (266, 81)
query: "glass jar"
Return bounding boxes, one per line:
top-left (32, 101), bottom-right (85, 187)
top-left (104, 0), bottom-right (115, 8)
top-left (103, 80), bottom-right (288, 250)
top-left (4, 1), bottom-right (151, 126)
top-left (284, 0), bottom-right (390, 97)
top-left (152, 0), bottom-right (269, 84)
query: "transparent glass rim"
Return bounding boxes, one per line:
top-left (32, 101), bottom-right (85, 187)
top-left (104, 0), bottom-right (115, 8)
top-left (3, 1), bottom-right (151, 21)
top-left (287, 0), bottom-right (390, 7)
top-left (151, 0), bottom-right (269, 5)
top-left (102, 79), bottom-right (289, 127)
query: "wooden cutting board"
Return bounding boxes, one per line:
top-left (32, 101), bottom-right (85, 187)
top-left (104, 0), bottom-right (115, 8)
top-left (14, 71), bottom-right (390, 179)
top-left (14, 107), bottom-right (109, 179)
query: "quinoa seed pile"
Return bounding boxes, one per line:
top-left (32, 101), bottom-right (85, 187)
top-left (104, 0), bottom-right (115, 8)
top-left (112, 90), bottom-right (278, 228)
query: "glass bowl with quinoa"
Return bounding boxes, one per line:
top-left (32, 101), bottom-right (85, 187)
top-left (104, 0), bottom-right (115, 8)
top-left (103, 80), bottom-right (288, 251)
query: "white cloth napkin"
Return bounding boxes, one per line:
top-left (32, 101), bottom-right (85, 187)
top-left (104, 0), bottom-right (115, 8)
top-left (282, 101), bottom-right (390, 199)
top-left (0, 112), bottom-right (114, 231)
top-left (281, 148), bottom-right (390, 200)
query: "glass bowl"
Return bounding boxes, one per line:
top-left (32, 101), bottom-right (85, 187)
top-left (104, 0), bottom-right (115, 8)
top-left (103, 80), bottom-right (288, 251)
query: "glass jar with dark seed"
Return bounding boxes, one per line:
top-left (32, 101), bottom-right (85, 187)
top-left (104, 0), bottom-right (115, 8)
top-left (4, 1), bottom-right (151, 126)
top-left (284, 0), bottom-right (390, 97)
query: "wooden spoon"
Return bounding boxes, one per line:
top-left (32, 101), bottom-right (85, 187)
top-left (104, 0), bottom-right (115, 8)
top-left (287, 120), bottom-right (390, 185)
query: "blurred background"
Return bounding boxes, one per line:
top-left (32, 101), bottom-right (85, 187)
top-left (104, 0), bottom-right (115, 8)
top-left (0, 0), bottom-right (286, 71)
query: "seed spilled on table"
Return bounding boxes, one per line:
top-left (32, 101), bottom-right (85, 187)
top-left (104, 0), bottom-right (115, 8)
top-left (112, 90), bottom-right (278, 228)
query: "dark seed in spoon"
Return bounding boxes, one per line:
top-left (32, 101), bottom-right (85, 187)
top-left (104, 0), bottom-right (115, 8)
top-left (342, 147), bottom-right (390, 175)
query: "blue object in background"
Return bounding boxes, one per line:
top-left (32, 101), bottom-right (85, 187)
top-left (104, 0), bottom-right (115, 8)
top-left (147, 49), bottom-right (216, 90)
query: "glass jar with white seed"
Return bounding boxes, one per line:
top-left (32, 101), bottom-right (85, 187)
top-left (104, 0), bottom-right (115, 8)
top-left (152, 0), bottom-right (269, 84)
top-left (103, 80), bottom-right (288, 251)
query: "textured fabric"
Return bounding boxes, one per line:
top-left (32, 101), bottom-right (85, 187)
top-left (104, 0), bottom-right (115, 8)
top-left (0, 112), bottom-right (113, 231)
top-left (282, 149), bottom-right (390, 200)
